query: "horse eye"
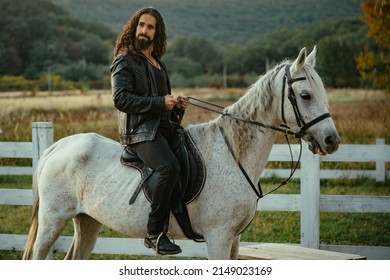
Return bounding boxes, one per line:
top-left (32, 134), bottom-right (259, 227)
top-left (300, 92), bottom-right (311, 100)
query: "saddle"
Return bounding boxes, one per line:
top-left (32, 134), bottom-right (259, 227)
top-left (120, 129), bottom-right (206, 242)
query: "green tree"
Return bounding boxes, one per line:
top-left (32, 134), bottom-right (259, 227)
top-left (356, 0), bottom-right (390, 92)
top-left (3, 47), bottom-right (24, 76)
top-left (0, 0), bottom-right (112, 80)
top-left (317, 38), bottom-right (360, 87)
top-left (164, 55), bottom-right (203, 78)
top-left (169, 35), bottom-right (221, 74)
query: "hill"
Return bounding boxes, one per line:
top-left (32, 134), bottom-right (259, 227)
top-left (48, 0), bottom-right (364, 45)
top-left (0, 0), bottom-right (114, 79)
top-left (0, 0), bottom-right (371, 90)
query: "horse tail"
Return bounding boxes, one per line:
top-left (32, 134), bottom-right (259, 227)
top-left (22, 143), bottom-right (56, 260)
top-left (22, 170), bottom-right (40, 260)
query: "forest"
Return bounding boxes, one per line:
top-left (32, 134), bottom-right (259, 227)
top-left (49, 0), bottom-right (364, 46)
top-left (0, 0), bottom-right (376, 91)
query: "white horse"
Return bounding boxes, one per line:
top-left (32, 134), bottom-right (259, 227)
top-left (23, 47), bottom-right (340, 260)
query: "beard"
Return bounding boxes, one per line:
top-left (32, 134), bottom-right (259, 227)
top-left (135, 35), bottom-right (153, 50)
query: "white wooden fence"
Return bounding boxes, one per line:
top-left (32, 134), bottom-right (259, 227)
top-left (1, 122), bottom-right (389, 259)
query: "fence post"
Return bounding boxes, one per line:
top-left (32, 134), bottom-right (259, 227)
top-left (32, 122), bottom-right (54, 259)
top-left (32, 122), bottom-right (53, 173)
top-left (300, 146), bottom-right (320, 249)
top-left (376, 138), bottom-right (385, 182)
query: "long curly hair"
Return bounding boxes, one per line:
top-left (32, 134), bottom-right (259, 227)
top-left (113, 7), bottom-right (167, 59)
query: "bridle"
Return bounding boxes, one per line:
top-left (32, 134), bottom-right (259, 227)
top-left (178, 64), bottom-right (331, 199)
top-left (281, 64), bottom-right (331, 139)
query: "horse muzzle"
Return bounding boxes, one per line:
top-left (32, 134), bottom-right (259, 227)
top-left (305, 132), bottom-right (341, 156)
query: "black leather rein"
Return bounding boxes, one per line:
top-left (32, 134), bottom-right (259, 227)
top-left (178, 64), bottom-right (331, 199)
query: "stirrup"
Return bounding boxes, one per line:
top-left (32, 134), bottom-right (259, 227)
top-left (156, 232), bottom-right (178, 255)
top-left (144, 232), bottom-right (181, 256)
top-left (155, 232), bottom-right (163, 255)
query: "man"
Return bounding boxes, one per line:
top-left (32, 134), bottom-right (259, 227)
top-left (110, 7), bottom-right (189, 255)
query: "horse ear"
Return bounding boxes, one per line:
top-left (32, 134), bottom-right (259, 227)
top-left (291, 47), bottom-right (307, 74)
top-left (306, 45), bottom-right (317, 67)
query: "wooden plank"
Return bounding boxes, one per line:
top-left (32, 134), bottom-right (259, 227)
top-left (320, 244), bottom-right (390, 260)
top-left (269, 143), bottom-right (390, 163)
top-left (319, 169), bottom-right (377, 179)
top-left (267, 144), bottom-right (301, 161)
top-left (320, 195), bottom-right (390, 213)
top-left (0, 234), bottom-right (28, 251)
top-left (256, 195), bottom-right (390, 213)
top-left (257, 194), bottom-right (300, 211)
top-left (321, 144), bottom-right (390, 162)
top-left (238, 244), bottom-right (366, 260)
top-left (261, 168), bottom-right (300, 178)
top-left (0, 189), bottom-right (33, 205)
top-left (0, 142), bottom-right (32, 158)
top-left (0, 166), bottom-right (33, 176)
top-left (0, 234), bottom-right (209, 258)
top-left (262, 169), bottom-right (382, 180)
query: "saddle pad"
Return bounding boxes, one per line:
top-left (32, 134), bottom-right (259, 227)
top-left (121, 130), bottom-right (206, 205)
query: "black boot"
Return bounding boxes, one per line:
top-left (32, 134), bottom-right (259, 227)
top-left (144, 232), bottom-right (182, 255)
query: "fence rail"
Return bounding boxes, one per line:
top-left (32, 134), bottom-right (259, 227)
top-left (1, 122), bottom-right (389, 259)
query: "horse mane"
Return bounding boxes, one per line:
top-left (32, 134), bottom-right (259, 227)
top-left (219, 61), bottom-right (290, 160)
top-left (188, 58), bottom-right (326, 161)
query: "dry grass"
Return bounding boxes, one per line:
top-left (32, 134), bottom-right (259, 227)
top-left (330, 90), bottom-right (390, 143)
top-left (2, 87), bottom-right (387, 142)
top-left (0, 90), bottom-right (112, 114)
top-left (0, 88), bottom-right (241, 117)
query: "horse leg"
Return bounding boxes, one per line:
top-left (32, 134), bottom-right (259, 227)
top-left (64, 214), bottom-right (102, 260)
top-left (230, 235), bottom-right (240, 259)
top-left (32, 215), bottom-right (69, 260)
top-left (205, 231), bottom-right (237, 260)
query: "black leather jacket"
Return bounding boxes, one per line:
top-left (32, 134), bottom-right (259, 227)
top-left (111, 52), bottom-right (184, 145)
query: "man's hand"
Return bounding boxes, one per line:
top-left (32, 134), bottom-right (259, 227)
top-left (176, 96), bottom-right (189, 110)
top-left (164, 95), bottom-right (179, 111)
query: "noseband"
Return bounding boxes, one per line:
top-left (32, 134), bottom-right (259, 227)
top-left (281, 64), bottom-right (331, 139)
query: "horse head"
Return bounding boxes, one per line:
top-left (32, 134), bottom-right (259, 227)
top-left (279, 46), bottom-right (340, 155)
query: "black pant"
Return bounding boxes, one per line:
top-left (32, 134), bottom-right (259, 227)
top-left (129, 133), bottom-right (181, 234)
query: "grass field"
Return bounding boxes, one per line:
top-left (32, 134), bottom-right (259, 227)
top-left (0, 87), bottom-right (389, 260)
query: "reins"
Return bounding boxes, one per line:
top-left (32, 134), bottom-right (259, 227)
top-left (177, 64), bottom-right (331, 199)
top-left (182, 96), bottom-right (298, 137)
top-left (178, 95), bottom-right (302, 199)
